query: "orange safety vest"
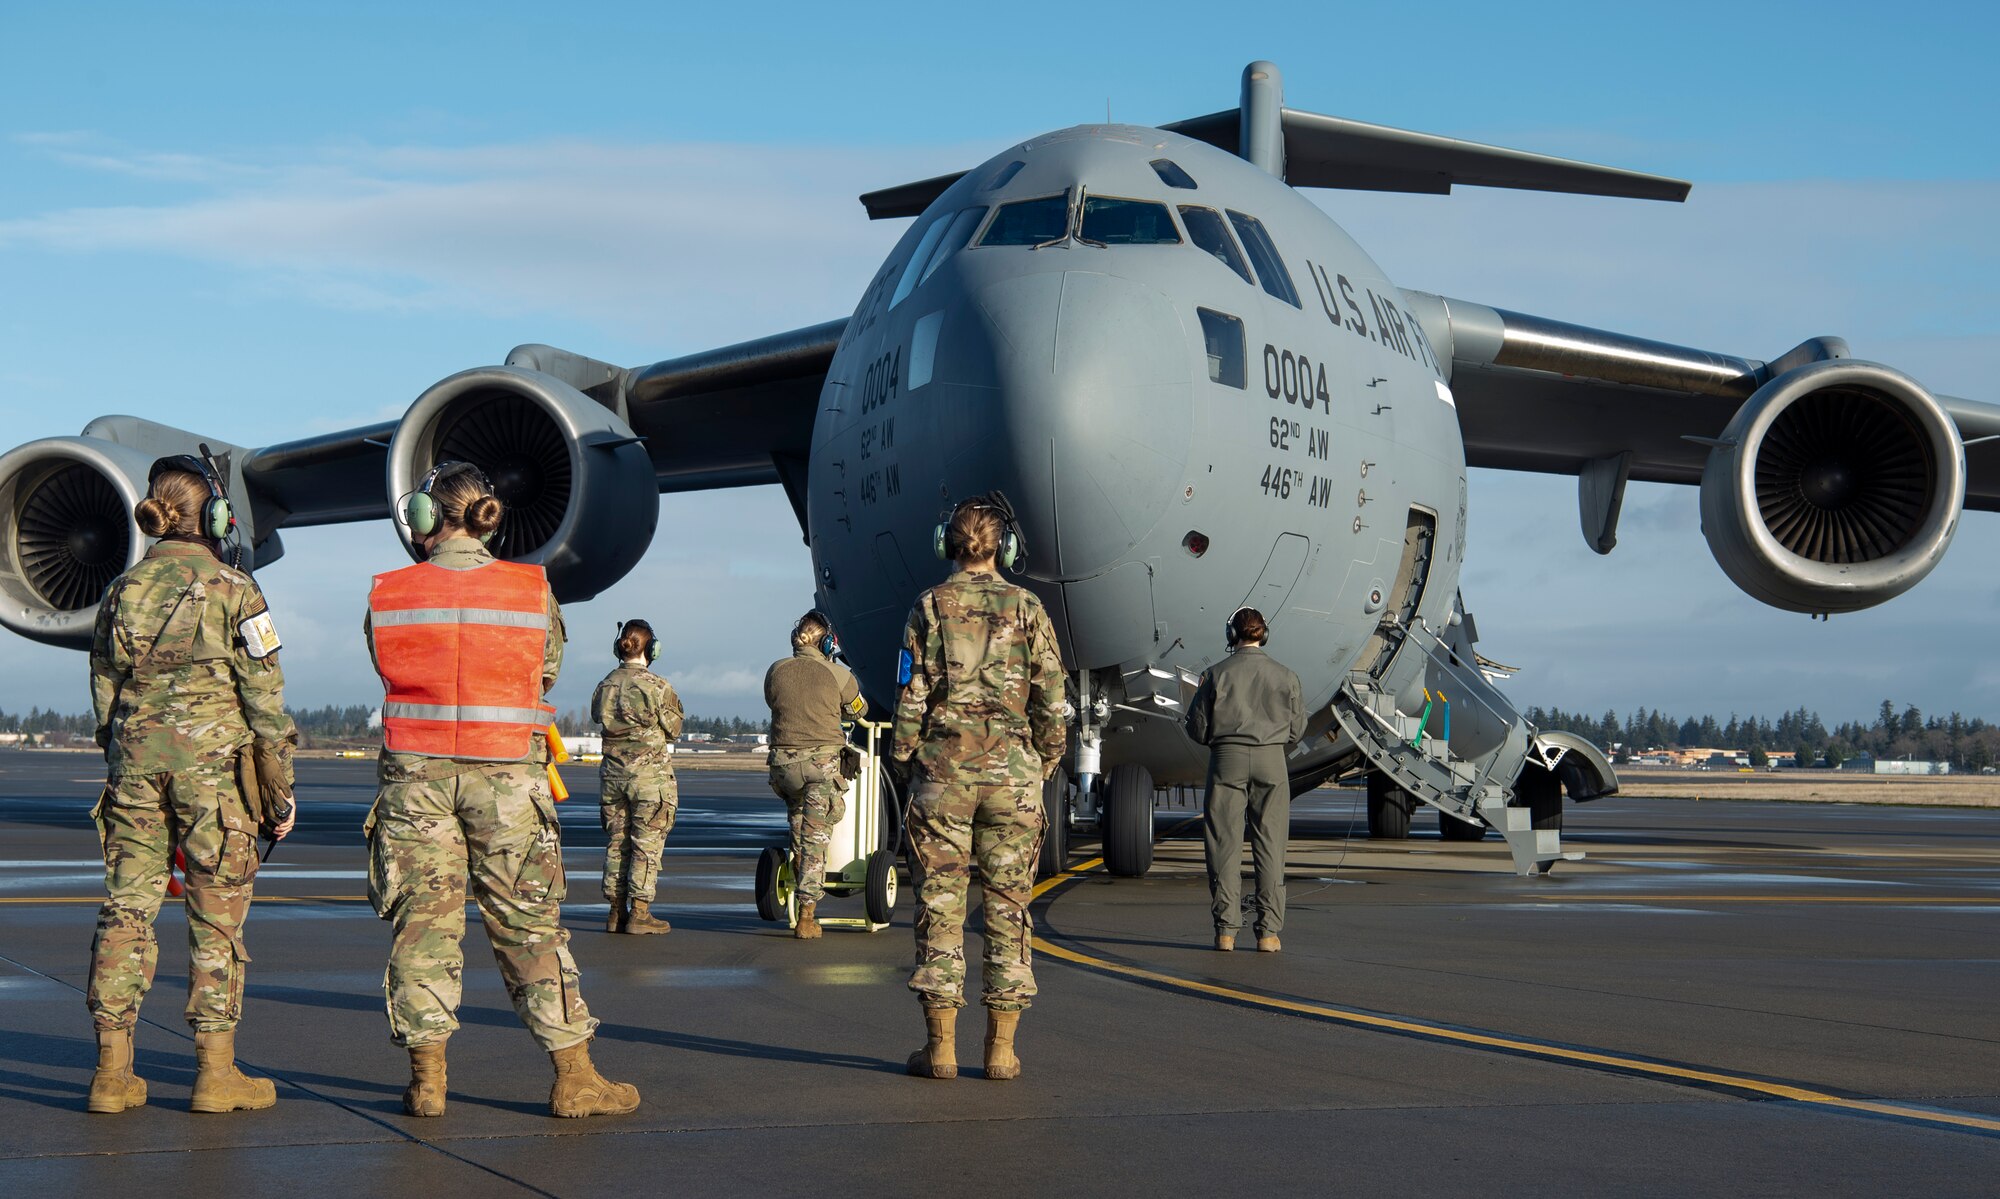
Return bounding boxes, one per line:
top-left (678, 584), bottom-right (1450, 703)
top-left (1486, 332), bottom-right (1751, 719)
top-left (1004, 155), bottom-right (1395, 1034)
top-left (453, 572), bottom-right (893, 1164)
top-left (369, 559), bottom-right (555, 761)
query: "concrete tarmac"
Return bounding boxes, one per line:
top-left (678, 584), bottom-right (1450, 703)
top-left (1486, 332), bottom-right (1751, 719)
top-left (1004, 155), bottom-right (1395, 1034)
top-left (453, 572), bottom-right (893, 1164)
top-left (2, 749), bottom-right (1998, 1196)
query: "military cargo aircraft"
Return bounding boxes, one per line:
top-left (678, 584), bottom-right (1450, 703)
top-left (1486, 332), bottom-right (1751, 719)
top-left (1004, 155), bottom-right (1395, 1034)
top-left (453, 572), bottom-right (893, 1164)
top-left (4, 62), bottom-right (1994, 878)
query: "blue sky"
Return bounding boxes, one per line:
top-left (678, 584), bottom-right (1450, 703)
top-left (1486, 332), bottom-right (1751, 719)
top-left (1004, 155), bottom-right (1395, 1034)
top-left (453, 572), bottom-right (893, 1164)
top-left (1, 1), bottom-right (1995, 725)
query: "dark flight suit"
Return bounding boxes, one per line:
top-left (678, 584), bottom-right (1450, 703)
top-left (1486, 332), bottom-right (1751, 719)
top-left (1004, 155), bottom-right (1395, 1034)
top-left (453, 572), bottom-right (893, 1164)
top-left (1185, 644), bottom-right (1306, 936)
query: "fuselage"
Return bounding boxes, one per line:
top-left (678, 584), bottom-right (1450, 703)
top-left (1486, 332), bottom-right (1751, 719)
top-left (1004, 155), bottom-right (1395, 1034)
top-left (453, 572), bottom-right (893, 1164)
top-left (808, 125), bottom-right (1467, 785)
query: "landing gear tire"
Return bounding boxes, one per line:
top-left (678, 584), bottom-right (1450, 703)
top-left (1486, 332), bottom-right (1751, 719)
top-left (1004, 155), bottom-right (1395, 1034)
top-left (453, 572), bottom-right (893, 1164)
top-left (755, 845), bottom-right (790, 923)
top-left (1038, 766), bottom-right (1070, 880)
top-left (1366, 772), bottom-right (1413, 840)
top-left (1438, 810), bottom-right (1487, 842)
top-left (1103, 764), bottom-right (1154, 878)
top-left (1518, 767), bottom-right (1563, 831)
top-left (864, 848), bottom-right (898, 927)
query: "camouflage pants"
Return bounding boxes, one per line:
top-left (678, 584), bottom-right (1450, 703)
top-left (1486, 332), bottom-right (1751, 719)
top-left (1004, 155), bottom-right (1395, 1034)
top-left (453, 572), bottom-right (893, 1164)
top-left (88, 761), bottom-right (260, 1032)
top-left (366, 764), bottom-right (598, 1052)
top-left (600, 770), bottom-right (677, 904)
top-left (767, 747), bottom-right (846, 904)
top-left (907, 779), bottom-right (1043, 1011)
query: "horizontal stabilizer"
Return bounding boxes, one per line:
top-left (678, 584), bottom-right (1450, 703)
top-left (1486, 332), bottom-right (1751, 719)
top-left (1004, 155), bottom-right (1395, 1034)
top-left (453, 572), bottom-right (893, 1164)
top-left (859, 108), bottom-right (1687, 219)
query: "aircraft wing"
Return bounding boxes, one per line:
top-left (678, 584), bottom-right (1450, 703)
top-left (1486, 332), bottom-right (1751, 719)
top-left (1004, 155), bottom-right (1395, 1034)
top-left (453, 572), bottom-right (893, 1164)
top-left (0, 319), bottom-right (848, 646)
top-left (1402, 290), bottom-right (2000, 516)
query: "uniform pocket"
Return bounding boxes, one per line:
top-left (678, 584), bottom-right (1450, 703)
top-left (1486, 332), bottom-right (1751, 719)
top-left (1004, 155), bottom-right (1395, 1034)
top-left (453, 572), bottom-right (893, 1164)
top-left (527, 778), bottom-right (567, 903)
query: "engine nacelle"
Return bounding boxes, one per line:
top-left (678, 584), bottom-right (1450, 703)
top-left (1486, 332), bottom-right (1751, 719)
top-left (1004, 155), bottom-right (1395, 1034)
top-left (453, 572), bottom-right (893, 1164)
top-left (0, 436), bottom-right (153, 648)
top-left (1700, 360), bottom-right (1965, 614)
top-left (389, 367), bottom-right (658, 601)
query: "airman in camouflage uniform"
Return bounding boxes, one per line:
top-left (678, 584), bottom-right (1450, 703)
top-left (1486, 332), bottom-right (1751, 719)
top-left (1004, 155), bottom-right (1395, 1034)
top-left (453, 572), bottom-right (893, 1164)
top-left (365, 529), bottom-right (635, 1119)
top-left (592, 630), bottom-right (683, 934)
top-left (764, 612), bottom-right (866, 938)
top-left (87, 531), bottom-right (297, 1115)
top-left (892, 501), bottom-right (1066, 1081)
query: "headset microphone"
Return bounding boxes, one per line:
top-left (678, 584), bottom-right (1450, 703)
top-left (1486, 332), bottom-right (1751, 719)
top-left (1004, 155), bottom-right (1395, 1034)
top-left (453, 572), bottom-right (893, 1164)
top-left (404, 461), bottom-right (497, 542)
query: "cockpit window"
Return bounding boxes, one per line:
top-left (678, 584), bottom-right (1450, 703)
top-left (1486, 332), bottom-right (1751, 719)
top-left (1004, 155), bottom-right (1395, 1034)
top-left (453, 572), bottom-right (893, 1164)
top-left (979, 194), bottom-right (1069, 246)
top-left (1079, 196), bottom-right (1181, 245)
top-left (983, 160), bottom-right (1025, 190)
top-left (890, 213), bottom-right (955, 309)
top-left (1226, 210), bottom-right (1300, 308)
top-left (917, 206), bottom-right (985, 285)
top-left (1178, 205), bottom-right (1253, 285)
top-left (1150, 159), bottom-right (1197, 189)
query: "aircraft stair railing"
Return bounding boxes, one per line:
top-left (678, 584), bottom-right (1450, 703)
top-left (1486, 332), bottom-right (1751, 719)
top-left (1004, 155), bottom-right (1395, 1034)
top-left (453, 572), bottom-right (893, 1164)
top-left (1328, 617), bottom-right (1582, 876)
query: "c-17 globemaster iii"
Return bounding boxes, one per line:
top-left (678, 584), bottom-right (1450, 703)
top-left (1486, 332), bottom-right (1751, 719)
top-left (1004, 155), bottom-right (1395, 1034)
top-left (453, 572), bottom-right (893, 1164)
top-left (3, 62), bottom-right (1994, 878)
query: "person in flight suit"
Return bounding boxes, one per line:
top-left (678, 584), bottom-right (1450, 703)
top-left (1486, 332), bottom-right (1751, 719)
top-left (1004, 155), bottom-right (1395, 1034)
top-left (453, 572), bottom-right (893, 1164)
top-left (592, 619), bottom-right (683, 935)
top-left (762, 610), bottom-right (865, 940)
top-left (86, 451), bottom-right (298, 1114)
top-left (363, 461), bottom-right (637, 1119)
top-left (892, 493), bottom-right (1066, 1081)
top-left (1185, 606), bottom-right (1306, 953)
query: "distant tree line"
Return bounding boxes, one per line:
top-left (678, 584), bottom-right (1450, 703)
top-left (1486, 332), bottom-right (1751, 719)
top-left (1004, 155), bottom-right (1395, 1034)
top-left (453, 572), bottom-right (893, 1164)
top-left (1528, 700), bottom-right (2000, 772)
top-left (0, 705), bottom-right (769, 748)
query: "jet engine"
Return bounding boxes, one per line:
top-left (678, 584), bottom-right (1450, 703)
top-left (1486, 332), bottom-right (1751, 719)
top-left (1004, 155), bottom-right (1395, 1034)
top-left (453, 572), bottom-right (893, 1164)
top-left (1699, 360), bottom-right (1965, 614)
top-left (389, 367), bottom-right (658, 601)
top-left (0, 437), bottom-right (153, 648)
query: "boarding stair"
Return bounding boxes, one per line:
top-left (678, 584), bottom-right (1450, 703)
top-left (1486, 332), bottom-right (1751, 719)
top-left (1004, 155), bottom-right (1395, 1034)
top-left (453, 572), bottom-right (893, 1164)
top-left (1326, 617), bottom-right (1583, 876)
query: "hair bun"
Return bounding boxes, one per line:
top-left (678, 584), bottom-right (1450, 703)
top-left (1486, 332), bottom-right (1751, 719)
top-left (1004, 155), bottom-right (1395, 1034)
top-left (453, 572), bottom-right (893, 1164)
top-left (134, 496), bottom-right (174, 537)
top-left (463, 494), bottom-right (504, 537)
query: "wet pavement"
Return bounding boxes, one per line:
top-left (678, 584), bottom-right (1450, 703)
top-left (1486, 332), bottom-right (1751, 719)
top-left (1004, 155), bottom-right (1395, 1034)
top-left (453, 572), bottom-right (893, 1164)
top-left (3, 750), bottom-right (1998, 1195)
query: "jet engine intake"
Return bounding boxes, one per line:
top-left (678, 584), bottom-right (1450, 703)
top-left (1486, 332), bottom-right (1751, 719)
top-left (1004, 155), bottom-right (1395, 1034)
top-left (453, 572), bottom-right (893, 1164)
top-left (1699, 360), bottom-right (1964, 613)
top-left (390, 367), bottom-right (659, 602)
top-left (0, 437), bottom-right (153, 648)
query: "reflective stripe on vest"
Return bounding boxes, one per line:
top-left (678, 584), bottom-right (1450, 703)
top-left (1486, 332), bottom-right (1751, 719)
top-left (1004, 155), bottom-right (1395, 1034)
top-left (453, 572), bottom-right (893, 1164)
top-left (370, 559), bottom-right (551, 761)
top-left (370, 607), bottom-right (551, 630)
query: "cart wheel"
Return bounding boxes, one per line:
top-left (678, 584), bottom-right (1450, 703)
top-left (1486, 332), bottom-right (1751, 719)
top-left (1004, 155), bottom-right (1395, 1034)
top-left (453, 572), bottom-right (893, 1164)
top-left (1037, 766), bottom-right (1069, 880)
top-left (755, 845), bottom-right (787, 922)
top-left (864, 848), bottom-right (898, 927)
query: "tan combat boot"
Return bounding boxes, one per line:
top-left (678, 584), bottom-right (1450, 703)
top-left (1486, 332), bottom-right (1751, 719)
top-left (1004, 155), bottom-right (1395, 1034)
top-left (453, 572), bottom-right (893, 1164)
top-left (87, 1027), bottom-right (147, 1113)
top-left (189, 1029), bottom-right (276, 1113)
top-left (549, 1039), bottom-right (640, 1118)
top-left (625, 902), bottom-right (671, 935)
top-left (404, 1041), bottom-right (447, 1117)
top-left (1256, 933), bottom-right (1282, 953)
top-left (906, 1005), bottom-right (957, 1079)
top-left (605, 900), bottom-right (627, 933)
top-left (1214, 931), bottom-right (1235, 952)
top-left (794, 900), bottom-right (821, 940)
top-left (984, 1009), bottom-right (1022, 1081)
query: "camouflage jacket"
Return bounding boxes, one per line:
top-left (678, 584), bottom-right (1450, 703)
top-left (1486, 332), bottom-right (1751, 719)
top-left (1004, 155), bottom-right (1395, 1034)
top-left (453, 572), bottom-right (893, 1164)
top-left (890, 570), bottom-right (1066, 783)
top-left (364, 537), bottom-right (566, 782)
top-left (90, 538), bottom-right (296, 775)
top-left (591, 661), bottom-right (683, 779)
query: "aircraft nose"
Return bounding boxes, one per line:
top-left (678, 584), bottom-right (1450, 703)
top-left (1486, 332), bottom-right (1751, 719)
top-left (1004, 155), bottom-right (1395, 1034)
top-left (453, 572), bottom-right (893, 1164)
top-left (956, 270), bottom-right (1194, 578)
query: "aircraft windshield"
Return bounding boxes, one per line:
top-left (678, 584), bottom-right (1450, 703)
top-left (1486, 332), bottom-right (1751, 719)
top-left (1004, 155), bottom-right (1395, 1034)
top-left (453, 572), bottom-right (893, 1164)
top-left (1079, 196), bottom-right (1181, 245)
top-left (980, 195), bottom-right (1069, 246)
top-left (1226, 210), bottom-right (1300, 307)
top-left (1179, 206), bottom-right (1253, 284)
top-left (917, 206), bottom-right (986, 286)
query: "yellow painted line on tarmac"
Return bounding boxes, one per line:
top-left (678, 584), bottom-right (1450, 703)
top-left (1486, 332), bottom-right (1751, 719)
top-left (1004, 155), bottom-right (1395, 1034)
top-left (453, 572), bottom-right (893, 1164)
top-left (1029, 858), bottom-right (2000, 1136)
top-left (1520, 895), bottom-right (2000, 905)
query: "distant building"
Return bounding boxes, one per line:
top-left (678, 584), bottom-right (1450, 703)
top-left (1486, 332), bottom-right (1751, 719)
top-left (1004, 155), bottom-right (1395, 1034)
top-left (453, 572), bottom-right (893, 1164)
top-left (1873, 759), bottom-right (1951, 776)
top-left (736, 733), bottom-right (770, 745)
top-left (562, 734), bottom-right (602, 756)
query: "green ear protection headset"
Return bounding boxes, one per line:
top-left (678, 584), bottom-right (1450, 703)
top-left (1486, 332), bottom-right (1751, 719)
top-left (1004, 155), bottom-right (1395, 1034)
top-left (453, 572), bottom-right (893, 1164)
top-left (148, 445), bottom-right (234, 541)
top-left (405, 461), bottom-right (496, 542)
top-left (618, 618), bottom-right (660, 664)
top-left (795, 610), bottom-right (838, 658)
top-left (933, 490), bottom-right (1024, 571)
